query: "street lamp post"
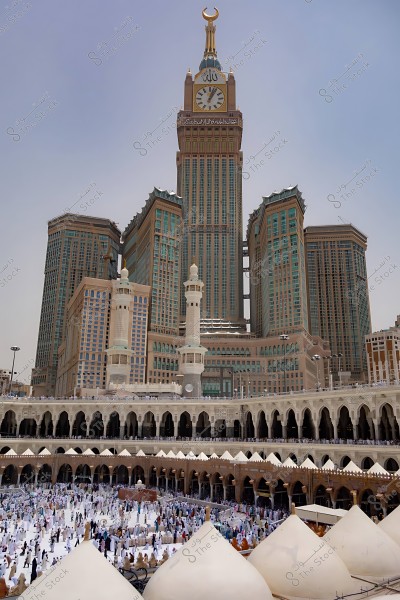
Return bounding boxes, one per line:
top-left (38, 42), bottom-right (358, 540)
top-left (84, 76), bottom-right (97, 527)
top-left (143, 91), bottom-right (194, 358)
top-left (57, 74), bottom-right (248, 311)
top-left (9, 346), bottom-right (20, 395)
top-left (279, 334), bottom-right (289, 394)
top-left (312, 354), bottom-right (321, 391)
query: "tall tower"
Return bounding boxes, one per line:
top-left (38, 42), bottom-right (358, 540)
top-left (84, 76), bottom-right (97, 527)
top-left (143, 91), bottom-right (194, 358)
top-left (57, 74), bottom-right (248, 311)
top-left (106, 264), bottom-right (134, 387)
top-left (247, 186), bottom-right (309, 337)
top-left (32, 213), bottom-right (120, 397)
top-left (176, 8), bottom-right (245, 332)
top-left (304, 224), bottom-right (371, 380)
top-left (178, 263), bottom-right (207, 397)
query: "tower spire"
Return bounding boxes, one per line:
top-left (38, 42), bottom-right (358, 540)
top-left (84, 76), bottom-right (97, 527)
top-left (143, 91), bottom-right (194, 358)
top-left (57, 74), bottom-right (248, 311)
top-left (202, 7), bottom-right (219, 61)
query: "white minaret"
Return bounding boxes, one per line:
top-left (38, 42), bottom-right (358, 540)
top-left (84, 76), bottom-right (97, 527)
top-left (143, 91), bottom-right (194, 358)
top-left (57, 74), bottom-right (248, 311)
top-left (106, 263), bottom-right (134, 388)
top-left (178, 263), bottom-right (207, 397)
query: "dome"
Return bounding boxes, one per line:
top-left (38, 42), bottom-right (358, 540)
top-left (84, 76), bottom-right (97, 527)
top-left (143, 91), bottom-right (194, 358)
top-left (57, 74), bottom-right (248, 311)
top-left (248, 514), bottom-right (354, 599)
top-left (143, 519), bottom-right (272, 600)
top-left (324, 505), bottom-right (400, 580)
top-left (199, 56), bottom-right (222, 70)
top-left (378, 504), bottom-right (400, 546)
top-left (24, 535), bottom-right (144, 600)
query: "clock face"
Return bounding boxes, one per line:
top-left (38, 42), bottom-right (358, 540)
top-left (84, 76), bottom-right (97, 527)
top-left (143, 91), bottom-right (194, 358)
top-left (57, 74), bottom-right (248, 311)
top-left (195, 86), bottom-right (225, 111)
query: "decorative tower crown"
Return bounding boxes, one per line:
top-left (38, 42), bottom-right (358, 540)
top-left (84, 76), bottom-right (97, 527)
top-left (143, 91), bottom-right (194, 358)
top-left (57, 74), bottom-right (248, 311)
top-left (199, 7), bottom-right (221, 70)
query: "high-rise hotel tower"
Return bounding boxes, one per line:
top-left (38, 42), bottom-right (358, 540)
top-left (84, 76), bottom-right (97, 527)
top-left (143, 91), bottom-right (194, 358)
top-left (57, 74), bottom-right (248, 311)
top-left (176, 8), bottom-right (245, 332)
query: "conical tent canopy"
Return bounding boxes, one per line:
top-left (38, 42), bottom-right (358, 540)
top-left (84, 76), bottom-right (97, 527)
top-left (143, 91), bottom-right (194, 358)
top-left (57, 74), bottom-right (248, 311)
top-left (342, 460), bottom-right (362, 473)
top-left (186, 451), bottom-right (196, 459)
top-left (136, 449), bottom-right (146, 457)
top-left (5, 449), bottom-right (16, 456)
top-left (175, 451), bottom-right (185, 459)
top-left (197, 452), bottom-right (209, 461)
top-left (232, 451), bottom-right (248, 462)
top-left (19, 534), bottom-right (144, 600)
top-left (378, 504), bottom-right (400, 546)
top-left (249, 514), bottom-right (354, 599)
top-left (39, 448), bottom-right (51, 456)
top-left (249, 452), bottom-right (264, 462)
top-left (324, 505), bottom-right (400, 580)
top-left (22, 448), bottom-right (35, 456)
top-left (100, 449), bottom-right (113, 456)
top-left (82, 448), bottom-right (95, 455)
top-left (65, 448), bottom-right (77, 455)
top-left (282, 457), bottom-right (298, 468)
top-left (367, 462), bottom-right (388, 475)
top-left (155, 450), bottom-right (166, 457)
top-left (299, 457), bottom-right (318, 469)
top-left (144, 519), bottom-right (273, 600)
top-left (210, 452), bottom-right (219, 459)
top-left (119, 449), bottom-right (131, 456)
top-left (166, 450), bottom-right (176, 458)
top-left (322, 459), bottom-right (336, 470)
top-left (265, 452), bottom-right (282, 466)
top-left (220, 450), bottom-right (234, 460)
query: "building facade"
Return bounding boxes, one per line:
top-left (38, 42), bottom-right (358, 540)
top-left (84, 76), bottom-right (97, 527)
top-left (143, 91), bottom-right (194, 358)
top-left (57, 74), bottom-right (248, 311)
top-left (305, 225), bottom-right (372, 381)
top-left (122, 188), bottom-right (183, 385)
top-left (366, 316), bottom-right (400, 384)
top-left (176, 9), bottom-right (245, 332)
top-left (247, 186), bottom-right (309, 338)
top-left (55, 270), bottom-right (150, 398)
top-left (32, 214), bottom-right (120, 397)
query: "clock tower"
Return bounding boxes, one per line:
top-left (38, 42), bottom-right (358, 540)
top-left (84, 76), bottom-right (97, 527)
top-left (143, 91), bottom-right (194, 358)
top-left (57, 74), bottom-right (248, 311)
top-left (177, 8), bottom-right (245, 333)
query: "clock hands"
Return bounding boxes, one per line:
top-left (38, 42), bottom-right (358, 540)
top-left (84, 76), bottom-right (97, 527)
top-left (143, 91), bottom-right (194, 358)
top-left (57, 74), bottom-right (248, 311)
top-left (207, 87), bottom-right (218, 103)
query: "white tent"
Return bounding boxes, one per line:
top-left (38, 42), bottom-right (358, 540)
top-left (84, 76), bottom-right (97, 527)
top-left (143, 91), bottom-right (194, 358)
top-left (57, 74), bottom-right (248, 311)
top-left (210, 452), bottom-right (219, 459)
top-left (324, 505), bottom-right (400, 580)
top-left (175, 451), bottom-right (185, 459)
top-left (249, 452), bottom-right (264, 462)
top-left (368, 462), bottom-right (389, 475)
top-left (299, 457), bottom-right (318, 469)
top-left (5, 449), bottom-right (16, 456)
top-left (17, 532), bottom-right (145, 600)
top-left (38, 448), bottom-right (51, 456)
top-left (65, 448), bottom-right (78, 455)
top-left (186, 451), bottom-right (196, 459)
top-left (322, 459), bottom-right (336, 470)
top-left (197, 452), bottom-right (209, 461)
top-left (166, 450), bottom-right (176, 458)
top-left (100, 449), bottom-right (113, 456)
top-left (220, 450), bottom-right (234, 460)
top-left (265, 452), bottom-right (282, 466)
top-left (342, 460), bottom-right (362, 473)
top-left (282, 457), bottom-right (297, 468)
top-left (22, 448), bottom-right (35, 456)
top-left (232, 451), bottom-right (248, 462)
top-left (295, 504), bottom-right (348, 525)
top-left (136, 449), bottom-right (146, 457)
top-left (378, 504), bottom-right (400, 546)
top-left (249, 514), bottom-right (353, 598)
top-left (155, 450), bottom-right (166, 457)
top-left (82, 448), bottom-right (95, 456)
top-left (119, 449), bottom-right (131, 456)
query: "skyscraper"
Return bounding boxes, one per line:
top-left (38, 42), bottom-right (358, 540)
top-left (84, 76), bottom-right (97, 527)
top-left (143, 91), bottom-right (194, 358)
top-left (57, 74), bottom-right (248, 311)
top-left (176, 8), bottom-right (245, 332)
top-left (304, 224), bottom-right (371, 380)
top-left (122, 188), bottom-right (183, 384)
top-left (32, 213), bottom-right (120, 397)
top-left (247, 186), bottom-right (309, 338)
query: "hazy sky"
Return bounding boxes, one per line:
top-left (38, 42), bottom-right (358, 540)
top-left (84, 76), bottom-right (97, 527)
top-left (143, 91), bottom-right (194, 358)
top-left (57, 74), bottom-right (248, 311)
top-left (1, 0), bottom-right (399, 384)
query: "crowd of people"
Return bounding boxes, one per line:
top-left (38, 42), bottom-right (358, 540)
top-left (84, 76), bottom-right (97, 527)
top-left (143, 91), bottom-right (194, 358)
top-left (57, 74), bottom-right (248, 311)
top-left (0, 483), bottom-right (289, 597)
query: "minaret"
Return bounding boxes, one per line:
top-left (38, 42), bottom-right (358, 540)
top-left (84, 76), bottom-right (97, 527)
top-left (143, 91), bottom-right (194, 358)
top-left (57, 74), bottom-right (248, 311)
top-left (106, 263), bottom-right (134, 388)
top-left (178, 263), bottom-right (207, 398)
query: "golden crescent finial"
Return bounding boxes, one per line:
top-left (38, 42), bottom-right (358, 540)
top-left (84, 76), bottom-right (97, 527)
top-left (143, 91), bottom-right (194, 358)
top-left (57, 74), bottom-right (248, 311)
top-left (202, 7), bottom-right (219, 22)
